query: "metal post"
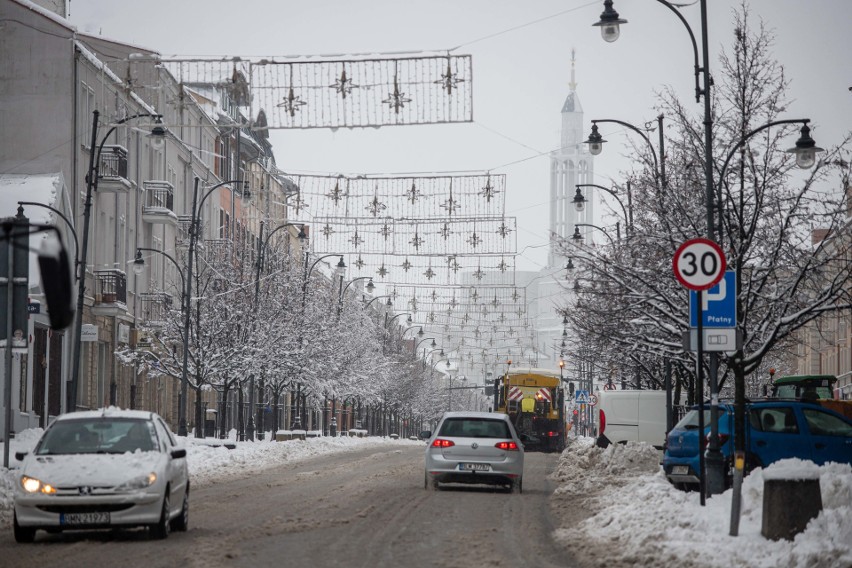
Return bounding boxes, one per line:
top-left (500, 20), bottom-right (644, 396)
top-left (178, 177), bottom-right (200, 436)
top-left (697, 289), bottom-right (706, 506)
top-left (68, 110), bottom-right (101, 413)
top-left (3, 225), bottom-right (14, 468)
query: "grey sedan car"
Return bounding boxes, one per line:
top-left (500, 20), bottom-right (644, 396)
top-left (422, 411), bottom-right (525, 492)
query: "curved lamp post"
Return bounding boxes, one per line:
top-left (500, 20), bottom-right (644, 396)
top-left (573, 223), bottom-right (617, 247)
top-left (338, 276), bottom-right (374, 316)
top-left (179, 176), bottom-right (250, 436)
top-left (573, 184), bottom-right (632, 235)
top-left (413, 337), bottom-right (437, 357)
top-left (584, 116), bottom-right (666, 189)
top-left (18, 201), bottom-right (80, 280)
top-left (254, 221), bottom-right (306, 307)
top-left (364, 295), bottom-right (393, 309)
top-left (69, 110), bottom-right (165, 413)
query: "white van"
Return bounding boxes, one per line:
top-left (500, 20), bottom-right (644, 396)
top-left (595, 389), bottom-right (669, 449)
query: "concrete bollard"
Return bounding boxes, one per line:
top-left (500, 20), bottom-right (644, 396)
top-left (762, 469), bottom-right (822, 541)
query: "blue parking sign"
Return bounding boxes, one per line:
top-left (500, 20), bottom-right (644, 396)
top-left (690, 271), bottom-right (736, 328)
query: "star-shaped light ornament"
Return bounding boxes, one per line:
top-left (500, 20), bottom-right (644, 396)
top-left (366, 190), bottom-right (387, 217)
top-left (326, 179), bottom-right (344, 205)
top-left (321, 224), bottom-right (335, 239)
top-left (479, 174), bottom-right (500, 202)
top-left (379, 223), bottom-right (392, 240)
top-left (401, 258), bottom-right (412, 272)
top-left (439, 222), bottom-right (453, 240)
top-left (468, 232), bottom-right (482, 248)
top-left (410, 230), bottom-right (424, 250)
top-left (329, 66), bottom-right (358, 99)
top-left (430, 289), bottom-right (439, 301)
top-left (497, 221), bottom-right (512, 238)
top-left (424, 267), bottom-right (436, 280)
top-left (440, 192), bottom-right (461, 216)
top-left (277, 86), bottom-right (307, 117)
top-left (435, 57), bottom-right (464, 95)
top-left (382, 75), bottom-right (412, 114)
top-left (354, 255), bottom-right (366, 270)
top-left (409, 296), bottom-right (418, 313)
top-left (473, 266), bottom-right (485, 280)
top-left (496, 258), bottom-right (509, 273)
top-left (407, 181), bottom-right (421, 204)
top-left (427, 312), bottom-right (436, 323)
top-left (511, 289), bottom-right (520, 302)
top-left (470, 289), bottom-right (479, 303)
top-left (377, 263), bottom-right (388, 278)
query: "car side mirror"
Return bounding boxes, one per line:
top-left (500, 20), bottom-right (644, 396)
top-left (170, 448), bottom-right (187, 459)
top-left (419, 430), bottom-right (432, 440)
top-left (15, 451), bottom-right (28, 461)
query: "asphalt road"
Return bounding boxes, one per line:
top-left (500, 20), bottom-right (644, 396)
top-left (2, 443), bottom-right (584, 568)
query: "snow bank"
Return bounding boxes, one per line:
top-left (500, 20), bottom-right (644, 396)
top-left (551, 439), bottom-right (852, 568)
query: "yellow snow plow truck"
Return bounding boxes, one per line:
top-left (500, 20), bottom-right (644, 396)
top-left (493, 367), bottom-right (566, 452)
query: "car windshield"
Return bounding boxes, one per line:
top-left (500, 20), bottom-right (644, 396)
top-left (36, 418), bottom-right (157, 455)
top-left (673, 408), bottom-right (727, 430)
top-left (438, 417), bottom-right (511, 439)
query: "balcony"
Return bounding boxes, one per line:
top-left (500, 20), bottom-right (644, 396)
top-left (97, 145), bottom-right (131, 193)
top-left (139, 292), bottom-right (175, 328)
top-left (142, 181), bottom-right (178, 226)
top-left (91, 269), bottom-right (127, 317)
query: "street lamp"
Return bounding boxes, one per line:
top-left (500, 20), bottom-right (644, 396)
top-left (178, 176), bottom-right (250, 436)
top-left (364, 295), bottom-right (393, 309)
top-left (592, 0), bottom-right (628, 42)
top-left (68, 110), bottom-right (165, 413)
top-left (254, 221), bottom-right (307, 307)
top-left (573, 184), bottom-right (632, 235)
top-left (338, 276), bottom-right (374, 316)
top-left (413, 337), bottom-right (436, 357)
top-left (584, 117), bottom-right (666, 189)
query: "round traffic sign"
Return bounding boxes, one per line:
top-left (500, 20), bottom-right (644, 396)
top-left (673, 238), bottom-right (726, 291)
top-left (588, 394), bottom-right (598, 407)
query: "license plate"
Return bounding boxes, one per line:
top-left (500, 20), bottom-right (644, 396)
top-left (459, 463), bottom-right (490, 472)
top-left (672, 466), bottom-right (689, 475)
top-left (60, 512), bottom-right (110, 525)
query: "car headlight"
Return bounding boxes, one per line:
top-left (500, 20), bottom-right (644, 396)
top-left (117, 472), bottom-right (158, 491)
top-left (21, 476), bottom-right (56, 494)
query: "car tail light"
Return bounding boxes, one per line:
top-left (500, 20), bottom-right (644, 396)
top-left (432, 439), bottom-right (455, 448)
top-left (547, 431), bottom-right (560, 437)
top-left (599, 409), bottom-right (606, 435)
top-left (495, 441), bottom-right (519, 451)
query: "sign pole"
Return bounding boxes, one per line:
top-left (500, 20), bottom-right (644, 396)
top-left (696, 289), bottom-right (706, 506)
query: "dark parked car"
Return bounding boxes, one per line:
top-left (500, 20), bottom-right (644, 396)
top-left (663, 400), bottom-right (852, 489)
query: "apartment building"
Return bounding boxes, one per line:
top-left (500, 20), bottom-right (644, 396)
top-left (0, 0), bottom-right (301, 435)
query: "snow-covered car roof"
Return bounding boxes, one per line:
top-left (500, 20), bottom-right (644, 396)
top-left (53, 408), bottom-right (158, 422)
top-left (439, 411), bottom-right (510, 420)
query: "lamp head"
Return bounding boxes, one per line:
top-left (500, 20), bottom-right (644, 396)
top-left (418, 327), bottom-right (424, 337)
top-left (592, 0), bottom-right (627, 43)
top-left (572, 226), bottom-right (583, 241)
top-left (573, 186), bottom-right (587, 212)
top-left (366, 278), bottom-right (375, 292)
top-left (430, 339), bottom-right (437, 348)
top-left (241, 180), bottom-right (251, 201)
top-left (337, 256), bottom-right (346, 269)
top-left (566, 258), bottom-right (575, 271)
top-left (148, 117), bottom-right (166, 150)
top-left (296, 225), bottom-right (307, 241)
top-left (787, 123), bottom-right (823, 169)
top-left (406, 314), bottom-right (413, 324)
top-left (584, 123), bottom-right (606, 155)
top-left (133, 250), bottom-right (145, 276)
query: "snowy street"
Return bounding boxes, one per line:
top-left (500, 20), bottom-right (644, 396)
top-left (3, 432), bottom-right (849, 567)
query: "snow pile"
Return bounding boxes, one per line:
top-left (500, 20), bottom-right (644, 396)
top-left (549, 436), bottom-right (661, 496)
top-left (552, 441), bottom-right (852, 568)
top-left (0, 429), bottom-right (420, 528)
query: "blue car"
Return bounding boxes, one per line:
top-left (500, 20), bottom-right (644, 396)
top-left (663, 400), bottom-right (852, 489)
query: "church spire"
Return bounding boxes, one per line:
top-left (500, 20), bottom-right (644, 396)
top-left (569, 48), bottom-right (577, 93)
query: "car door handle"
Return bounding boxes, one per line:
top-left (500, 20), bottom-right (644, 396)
top-left (755, 440), bottom-right (766, 447)
top-left (814, 443), bottom-right (826, 449)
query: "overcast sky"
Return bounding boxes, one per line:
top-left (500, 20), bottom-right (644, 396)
top-left (67, 0), bottom-right (851, 272)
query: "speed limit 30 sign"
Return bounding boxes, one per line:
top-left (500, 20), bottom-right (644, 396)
top-left (673, 238), bottom-right (726, 291)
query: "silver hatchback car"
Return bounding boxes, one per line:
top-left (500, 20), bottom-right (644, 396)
top-left (422, 411), bottom-right (525, 493)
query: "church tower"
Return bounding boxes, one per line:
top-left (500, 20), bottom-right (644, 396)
top-left (548, 50), bottom-right (594, 268)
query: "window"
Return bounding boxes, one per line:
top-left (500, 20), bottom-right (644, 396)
top-left (803, 409), bottom-right (852, 437)
top-left (751, 407), bottom-right (799, 434)
top-left (439, 418), bottom-right (511, 439)
top-left (80, 82), bottom-right (96, 148)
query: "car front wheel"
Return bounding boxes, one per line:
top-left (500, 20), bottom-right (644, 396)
top-left (170, 488), bottom-right (189, 532)
top-left (149, 492), bottom-right (171, 540)
top-left (13, 513), bottom-right (36, 543)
